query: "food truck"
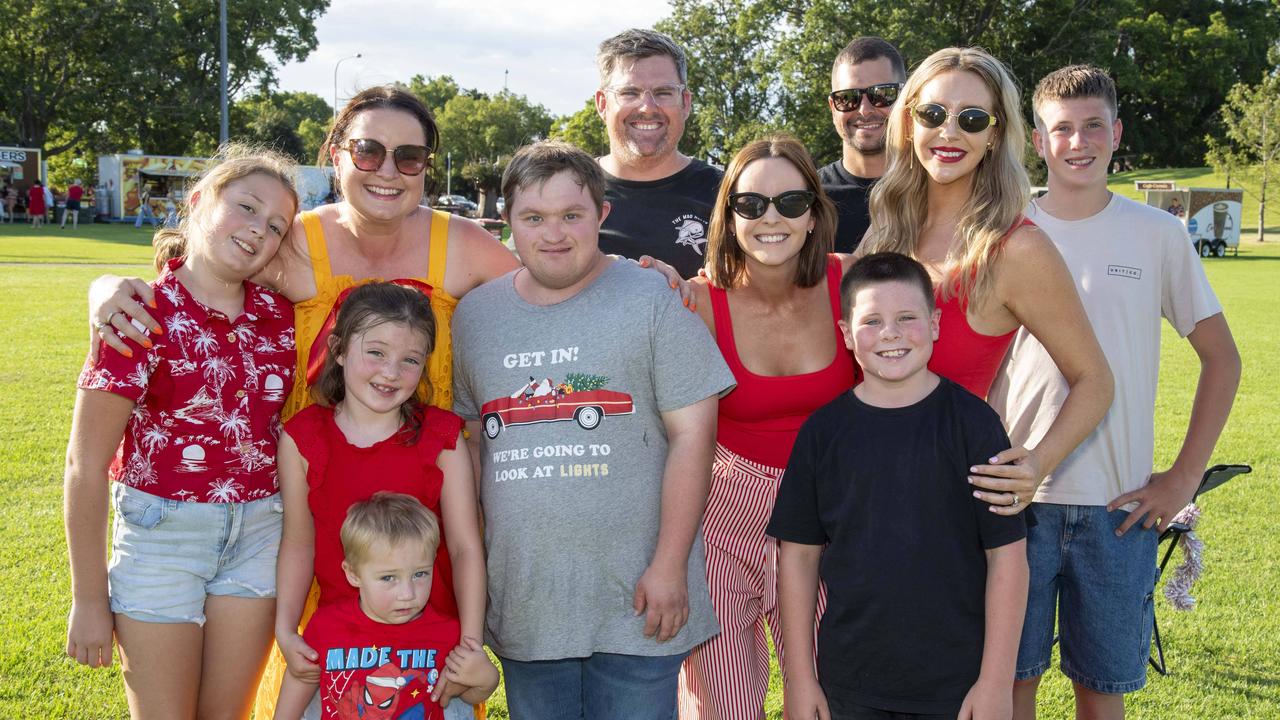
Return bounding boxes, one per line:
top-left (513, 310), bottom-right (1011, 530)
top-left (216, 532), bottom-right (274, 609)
top-left (97, 153), bottom-right (335, 221)
top-left (0, 146), bottom-right (44, 218)
top-left (1136, 180), bottom-right (1244, 258)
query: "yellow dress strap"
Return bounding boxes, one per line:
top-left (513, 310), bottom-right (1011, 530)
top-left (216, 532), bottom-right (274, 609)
top-left (426, 209), bottom-right (450, 288)
top-left (300, 210), bottom-right (332, 282)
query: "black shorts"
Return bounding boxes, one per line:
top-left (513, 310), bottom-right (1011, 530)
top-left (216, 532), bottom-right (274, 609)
top-left (66, 199), bottom-right (81, 210)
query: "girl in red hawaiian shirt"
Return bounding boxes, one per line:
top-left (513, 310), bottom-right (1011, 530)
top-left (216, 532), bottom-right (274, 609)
top-left (273, 282), bottom-right (486, 711)
top-left (64, 145), bottom-right (300, 718)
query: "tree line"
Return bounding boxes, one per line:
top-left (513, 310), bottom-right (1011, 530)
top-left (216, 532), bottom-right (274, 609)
top-left (4, 0), bottom-right (1279, 198)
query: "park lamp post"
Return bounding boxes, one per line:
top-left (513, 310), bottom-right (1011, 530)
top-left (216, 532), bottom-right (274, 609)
top-left (333, 53), bottom-right (363, 119)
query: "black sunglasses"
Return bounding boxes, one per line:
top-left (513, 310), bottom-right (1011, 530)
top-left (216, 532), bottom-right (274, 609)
top-left (910, 103), bottom-right (998, 134)
top-left (728, 191), bottom-right (816, 220)
top-left (344, 138), bottom-right (433, 176)
top-left (829, 83), bottom-right (902, 111)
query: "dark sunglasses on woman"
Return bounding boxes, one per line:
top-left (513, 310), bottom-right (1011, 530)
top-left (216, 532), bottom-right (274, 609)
top-left (728, 191), bottom-right (816, 220)
top-left (343, 138), bottom-right (433, 176)
top-left (828, 83), bottom-right (902, 111)
top-left (910, 103), bottom-right (998, 134)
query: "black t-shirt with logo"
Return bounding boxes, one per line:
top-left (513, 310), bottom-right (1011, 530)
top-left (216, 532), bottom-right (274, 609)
top-left (599, 159), bottom-right (723, 279)
top-left (766, 378), bottom-right (1026, 715)
top-left (818, 160), bottom-right (877, 254)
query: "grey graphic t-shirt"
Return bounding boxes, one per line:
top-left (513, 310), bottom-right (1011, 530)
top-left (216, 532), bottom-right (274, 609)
top-left (452, 260), bottom-right (735, 661)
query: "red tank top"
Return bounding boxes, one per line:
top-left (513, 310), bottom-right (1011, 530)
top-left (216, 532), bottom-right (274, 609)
top-left (926, 218), bottom-right (1033, 398)
top-left (286, 403), bottom-right (463, 617)
top-left (711, 255), bottom-right (858, 468)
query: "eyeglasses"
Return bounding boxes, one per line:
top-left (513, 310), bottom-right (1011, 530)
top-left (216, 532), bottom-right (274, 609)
top-left (343, 138), bottom-right (433, 176)
top-left (910, 103), bottom-right (998, 133)
top-left (603, 85), bottom-right (687, 108)
top-left (728, 191), bottom-right (816, 220)
top-left (829, 83), bottom-right (902, 111)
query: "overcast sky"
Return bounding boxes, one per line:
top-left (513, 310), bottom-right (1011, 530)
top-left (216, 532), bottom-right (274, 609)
top-left (275, 0), bottom-right (674, 117)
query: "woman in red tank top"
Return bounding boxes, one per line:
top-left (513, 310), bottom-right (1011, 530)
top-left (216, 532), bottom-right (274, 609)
top-left (860, 47), bottom-right (1113, 510)
top-left (679, 136), bottom-right (857, 720)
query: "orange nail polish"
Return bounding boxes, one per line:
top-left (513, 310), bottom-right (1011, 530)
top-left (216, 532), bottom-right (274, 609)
top-left (148, 298), bottom-right (157, 308)
top-left (683, 297), bottom-right (690, 307)
top-left (142, 339), bottom-right (153, 349)
top-left (122, 348), bottom-right (134, 358)
top-left (152, 325), bottom-right (164, 336)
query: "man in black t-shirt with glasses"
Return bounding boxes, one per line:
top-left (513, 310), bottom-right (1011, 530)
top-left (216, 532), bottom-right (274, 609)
top-left (593, 29), bottom-right (724, 279)
top-left (819, 37), bottom-right (907, 253)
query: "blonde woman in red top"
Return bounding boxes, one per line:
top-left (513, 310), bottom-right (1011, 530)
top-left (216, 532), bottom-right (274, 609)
top-left (860, 47), bottom-right (1113, 510)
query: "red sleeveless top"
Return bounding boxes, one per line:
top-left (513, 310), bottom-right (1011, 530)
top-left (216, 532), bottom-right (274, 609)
top-left (285, 403), bottom-right (463, 617)
top-left (926, 218), bottom-right (1034, 398)
top-left (711, 255), bottom-right (859, 468)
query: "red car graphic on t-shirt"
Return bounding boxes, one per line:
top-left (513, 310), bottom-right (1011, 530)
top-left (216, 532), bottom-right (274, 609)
top-left (480, 377), bottom-right (634, 439)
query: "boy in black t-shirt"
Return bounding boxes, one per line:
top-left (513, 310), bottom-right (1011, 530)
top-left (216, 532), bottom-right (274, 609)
top-left (768, 253), bottom-right (1028, 720)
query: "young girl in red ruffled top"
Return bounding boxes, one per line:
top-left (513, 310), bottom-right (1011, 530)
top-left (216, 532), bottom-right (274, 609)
top-left (273, 282), bottom-right (485, 709)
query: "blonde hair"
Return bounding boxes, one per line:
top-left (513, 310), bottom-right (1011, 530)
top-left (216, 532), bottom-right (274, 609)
top-left (862, 47), bottom-right (1029, 308)
top-left (341, 492), bottom-right (441, 569)
top-left (151, 143), bottom-right (298, 273)
top-left (705, 135), bottom-right (835, 289)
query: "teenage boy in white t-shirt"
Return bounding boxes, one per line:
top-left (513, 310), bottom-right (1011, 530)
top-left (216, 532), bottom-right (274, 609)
top-left (988, 65), bottom-right (1241, 720)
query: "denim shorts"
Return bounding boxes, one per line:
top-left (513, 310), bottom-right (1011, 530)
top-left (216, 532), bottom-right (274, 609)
top-left (1015, 503), bottom-right (1158, 694)
top-left (108, 483), bottom-right (283, 625)
top-left (499, 651), bottom-right (689, 720)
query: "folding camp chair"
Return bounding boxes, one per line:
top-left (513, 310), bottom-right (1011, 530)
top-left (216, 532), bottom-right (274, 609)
top-left (1148, 463), bottom-right (1253, 675)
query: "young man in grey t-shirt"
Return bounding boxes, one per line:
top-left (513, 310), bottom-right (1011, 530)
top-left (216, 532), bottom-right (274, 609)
top-left (452, 140), bottom-right (734, 719)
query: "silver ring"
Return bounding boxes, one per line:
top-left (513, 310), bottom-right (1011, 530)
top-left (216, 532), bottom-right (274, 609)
top-left (105, 311), bottom-right (119, 326)
top-left (1011, 495), bottom-right (1021, 507)
top-left (94, 320), bottom-right (108, 332)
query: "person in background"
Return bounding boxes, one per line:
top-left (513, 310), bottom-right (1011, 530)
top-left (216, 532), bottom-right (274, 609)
top-left (134, 179), bottom-right (159, 229)
top-left (594, 28), bottom-right (724, 279)
top-left (820, 37), bottom-right (907, 253)
top-left (62, 178), bottom-right (85, 229)
top-left (28, 180), bottom-right (46, 228)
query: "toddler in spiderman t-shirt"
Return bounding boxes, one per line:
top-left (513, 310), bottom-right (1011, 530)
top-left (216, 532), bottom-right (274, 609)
top-left (274, 492), bottom-right (497, 720)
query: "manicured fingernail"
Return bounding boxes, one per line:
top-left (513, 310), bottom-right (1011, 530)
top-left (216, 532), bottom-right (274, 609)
top-left (670, 281), bottom-right (677, 288)
top-left (148, 299), bottom-right (157, 308)
top-left (122, 348), bottom-right (133, 358)
top-left (683, 297), bottom-right (690, 307)
top-left (989, 456), bottom-right (999, 463)
top-left (973, 491), bottom-right (981, 498)
top-left (967, 477), bottom-right (975, 484)
top-left (152, 325), bottom-right (164, 336)
top-left (141, 339), bottom-right (153, 349)
top-left (640, 258), bottom-right (650, 267)
top-left (970, 466), bottom-right (978, 472)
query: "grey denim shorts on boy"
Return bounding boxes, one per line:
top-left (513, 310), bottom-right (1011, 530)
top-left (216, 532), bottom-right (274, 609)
top-left (1015, 503), bottom-right (1158, 694)
top-left (108, 482), bottom-right (283, 625)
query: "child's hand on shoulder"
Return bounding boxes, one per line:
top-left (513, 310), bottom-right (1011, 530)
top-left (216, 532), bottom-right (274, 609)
top-left (279, 632), bottom-right (320, 683)
top-left (431, 636), bottom-right (498, 706)
top-left (959, 676), bottom-right (1013, 720)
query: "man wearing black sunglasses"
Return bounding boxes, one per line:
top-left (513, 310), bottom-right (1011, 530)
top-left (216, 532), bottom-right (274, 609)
top-left (819, 37), bottom-right (906, 253)
top-left (593, 29), bottom-right (724, 279)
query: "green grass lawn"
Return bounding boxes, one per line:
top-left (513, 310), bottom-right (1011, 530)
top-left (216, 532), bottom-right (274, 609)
top-left (1, 222), bottom-right (1277, 717)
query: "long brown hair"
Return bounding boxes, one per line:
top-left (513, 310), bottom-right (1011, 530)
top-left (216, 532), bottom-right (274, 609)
top-left (312, 283), bottom-right (437, 444)
top-left (152, 143), bottom-right (297, 273)
top-left (705, 134), bottom-right (835, 289)
top-left (862, 47), bottom-right (1029, 308)
top-left (320, 85), bottom-right (440, 168)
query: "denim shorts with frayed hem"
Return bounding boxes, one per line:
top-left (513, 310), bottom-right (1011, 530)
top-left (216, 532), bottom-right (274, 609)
top-left (1014, 503), bottom-right (1158, 694)
top-left (108, 483), bottom-right (283, 625)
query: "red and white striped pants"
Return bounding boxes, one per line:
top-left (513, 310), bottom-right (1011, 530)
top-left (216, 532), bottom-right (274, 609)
top-left (679, 444), bottom-right (825, 720)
